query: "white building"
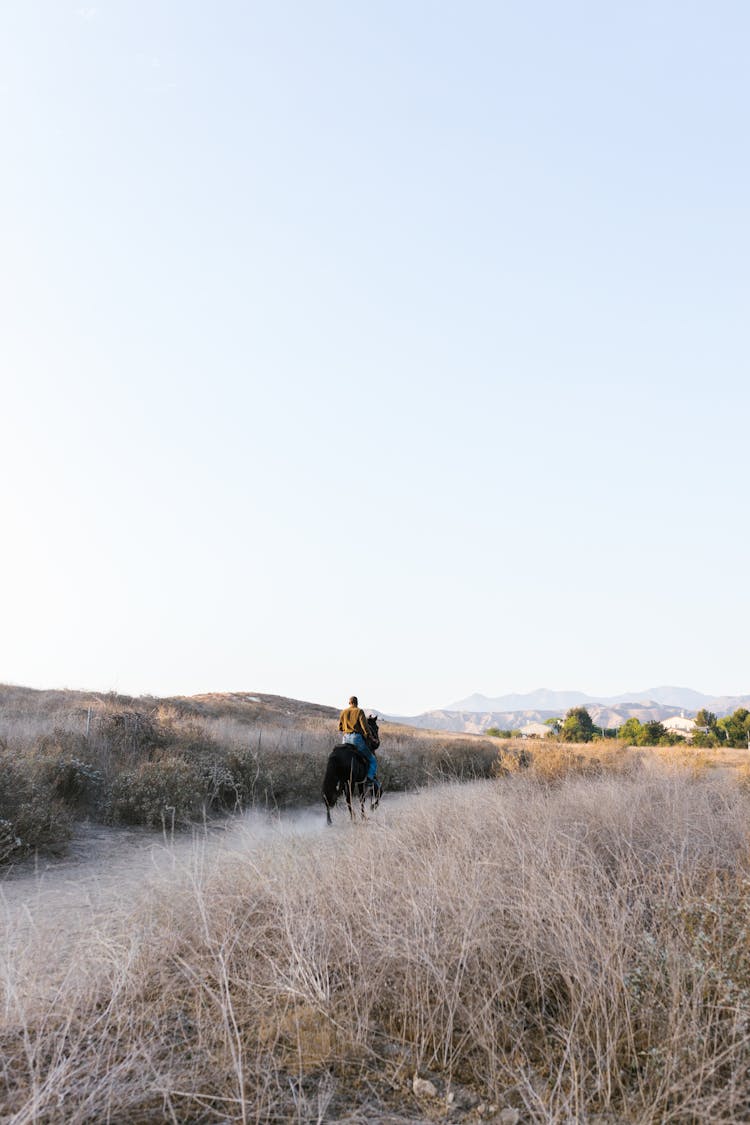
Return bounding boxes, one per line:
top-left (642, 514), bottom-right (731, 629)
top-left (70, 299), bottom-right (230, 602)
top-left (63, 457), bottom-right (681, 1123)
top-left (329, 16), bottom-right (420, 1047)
top-left (519, 721), bottom-right (552, 738)
top-left (662, 714), bottom-right (696, 739)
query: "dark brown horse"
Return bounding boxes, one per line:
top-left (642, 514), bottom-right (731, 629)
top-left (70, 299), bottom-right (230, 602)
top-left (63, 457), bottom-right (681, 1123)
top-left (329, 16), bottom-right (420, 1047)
top-left (322, 715), bottom-right (381, 824)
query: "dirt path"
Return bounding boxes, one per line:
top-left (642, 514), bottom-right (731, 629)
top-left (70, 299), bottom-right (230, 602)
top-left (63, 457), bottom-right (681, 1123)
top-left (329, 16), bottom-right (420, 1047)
top-left (0, 795), bottom-right (407, 1001)
top-left (0, 802), bottom-right (371, 1009)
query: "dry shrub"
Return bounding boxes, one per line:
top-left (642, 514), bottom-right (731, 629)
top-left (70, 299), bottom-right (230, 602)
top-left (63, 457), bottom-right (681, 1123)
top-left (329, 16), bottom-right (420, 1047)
top-left (0, 794), bottom-right (72, 862)
top-left (501, 740), bottom-right (642, 783)
top-left (381, 739), bottom-right (498, 792)
top-left (528, 743), bottom-right (597, 781)
top-left (492, 742), bottom-right (533, 776)
top-left (655, 745), bottom-right (713, 778)
top-left (256, 749), bottom-right (328, 808)
top-left (258, 1000), bottom-right (339, 1070)
top-left (0, 752), bottom-right (72, 861)
top-left (110, 756), bottom-right (204, 827)
top-left (93, 708), bottom-right (169, 762)
top-left (737, 761), bottom-right (750, 790)
top-left (33, 734), bottom-right (106, 813)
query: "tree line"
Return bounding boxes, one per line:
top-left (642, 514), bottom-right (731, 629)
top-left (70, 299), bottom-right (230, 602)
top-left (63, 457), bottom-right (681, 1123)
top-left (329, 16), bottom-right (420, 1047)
top-left (486, 706), bottom-right (750, 748)
top-left (689, 708), bottom-right (750, 748)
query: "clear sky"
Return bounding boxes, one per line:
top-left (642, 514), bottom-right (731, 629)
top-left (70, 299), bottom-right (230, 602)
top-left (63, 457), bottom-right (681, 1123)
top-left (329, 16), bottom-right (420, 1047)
top-left (2, 1), bottom-right (748, 716)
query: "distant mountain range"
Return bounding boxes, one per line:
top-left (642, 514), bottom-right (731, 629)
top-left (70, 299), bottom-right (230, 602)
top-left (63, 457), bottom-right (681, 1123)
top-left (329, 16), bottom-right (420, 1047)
top-left (391, 686), bottom-right (750, 735)
top-left (447, 686), bottom-right (746, 713)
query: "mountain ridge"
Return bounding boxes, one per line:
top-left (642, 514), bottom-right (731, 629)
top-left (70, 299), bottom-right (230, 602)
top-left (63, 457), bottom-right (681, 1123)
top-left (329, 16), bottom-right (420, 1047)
top-left (391, 703), bottom-right (699, 735)
top-left (388, 686), bottom-right (750, 735)
top-left (447, 686), bottom-right (749, 714)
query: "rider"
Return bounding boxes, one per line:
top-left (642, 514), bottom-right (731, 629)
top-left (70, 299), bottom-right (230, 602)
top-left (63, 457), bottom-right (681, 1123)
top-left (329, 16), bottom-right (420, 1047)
top-left (338, 695), bottom-right (379, 786)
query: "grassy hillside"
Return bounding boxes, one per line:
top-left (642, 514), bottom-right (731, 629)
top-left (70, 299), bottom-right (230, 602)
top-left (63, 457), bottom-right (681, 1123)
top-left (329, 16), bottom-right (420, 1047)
top-left (3, 768), bottom-right (750, 1121)
top-left (0, 684), bottom-right (503, 862)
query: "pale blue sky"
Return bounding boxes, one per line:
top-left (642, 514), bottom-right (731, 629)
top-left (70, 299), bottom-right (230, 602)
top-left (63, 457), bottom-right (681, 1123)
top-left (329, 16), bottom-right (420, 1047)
top-left (2, 2), bottom-right (748, 715)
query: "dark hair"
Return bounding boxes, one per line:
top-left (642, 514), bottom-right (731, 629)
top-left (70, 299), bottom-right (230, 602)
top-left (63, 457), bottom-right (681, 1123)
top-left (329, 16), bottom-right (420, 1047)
top-left (349, 695), bottom-right (358, 706)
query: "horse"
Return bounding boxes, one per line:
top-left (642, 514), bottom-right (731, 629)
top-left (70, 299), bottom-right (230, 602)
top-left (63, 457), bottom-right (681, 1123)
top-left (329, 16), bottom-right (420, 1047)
top-left (322, 715), bottom-right (381, 825)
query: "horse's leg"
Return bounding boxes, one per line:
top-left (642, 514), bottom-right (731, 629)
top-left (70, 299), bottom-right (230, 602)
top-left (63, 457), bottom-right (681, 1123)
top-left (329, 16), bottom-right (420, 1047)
top-left (322, 755), bottom-right (341, 825)
top-left (345, 781), bottom-right (354, 821)
top-left (355, 781), bottom-right (365, 820)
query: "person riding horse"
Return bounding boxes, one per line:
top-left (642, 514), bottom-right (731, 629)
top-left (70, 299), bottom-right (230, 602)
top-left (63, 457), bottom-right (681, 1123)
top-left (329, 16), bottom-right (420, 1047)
top-left (323, 707), bottom-right (381, 823)
top-left (338, 695), bottom-right (379, 786)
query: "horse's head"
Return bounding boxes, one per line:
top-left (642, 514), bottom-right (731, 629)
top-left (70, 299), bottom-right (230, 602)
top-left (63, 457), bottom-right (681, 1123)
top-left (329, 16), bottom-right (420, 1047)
top-left (367, 714), bottom-right (380, 750)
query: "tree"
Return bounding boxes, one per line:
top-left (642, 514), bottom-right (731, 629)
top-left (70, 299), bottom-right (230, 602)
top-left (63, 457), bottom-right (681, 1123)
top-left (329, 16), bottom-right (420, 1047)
top-left (694, 709), bottom-right (718, 734)
top-left (716, 716), bottom-right (733, 743)
top-left (619, 717), bottom-right (642, 744)
top-left (560, 707), bottom-right (595, 743)
top-left (593, 726), bottom-right (619, 740)
top-left (716, 709), bottom-right (750, 748)
top-left (618, 717), bottom-right (672, 746)
top-left (641, 720), bottom-right (667, 746)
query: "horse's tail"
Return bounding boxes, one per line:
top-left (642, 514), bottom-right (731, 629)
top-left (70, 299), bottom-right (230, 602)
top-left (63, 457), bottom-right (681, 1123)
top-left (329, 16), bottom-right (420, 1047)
top-left (322, 750), bottom-right (341, 819)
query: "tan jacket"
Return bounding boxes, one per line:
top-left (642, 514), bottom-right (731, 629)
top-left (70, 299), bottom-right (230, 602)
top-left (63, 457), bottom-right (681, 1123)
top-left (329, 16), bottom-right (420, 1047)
top-left (338, 706), bottom-right (370, 739)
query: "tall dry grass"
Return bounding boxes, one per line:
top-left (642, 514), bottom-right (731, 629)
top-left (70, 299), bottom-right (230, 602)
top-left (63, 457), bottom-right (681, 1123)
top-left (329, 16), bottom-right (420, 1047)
top-left (3, 768), bottom-right (750, 1122)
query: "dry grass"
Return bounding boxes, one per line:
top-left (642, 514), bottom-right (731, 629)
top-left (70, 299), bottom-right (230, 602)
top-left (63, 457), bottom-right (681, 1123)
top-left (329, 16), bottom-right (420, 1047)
top-left (510, 737), bottom-right (750, 784)
top-left (650, 745), bottom-right (714, 778)
top-left (3, 768), bottom-right (750, 1122)
top-left (497, 739), bottom-right (643, 783)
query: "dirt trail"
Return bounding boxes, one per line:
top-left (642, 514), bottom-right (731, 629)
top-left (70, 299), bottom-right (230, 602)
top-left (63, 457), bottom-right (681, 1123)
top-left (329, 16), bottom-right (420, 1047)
top-left (0, 795), bottom-right (409, 997)
top-left (0, 800), bottom-right (398, 1009)
top-left (0, 805), bottom-right (325, 920)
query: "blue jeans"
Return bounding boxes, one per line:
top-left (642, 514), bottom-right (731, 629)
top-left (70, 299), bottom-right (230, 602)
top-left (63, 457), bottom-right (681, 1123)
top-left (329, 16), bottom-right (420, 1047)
top-left (343, 733), bottom-right (377, 780)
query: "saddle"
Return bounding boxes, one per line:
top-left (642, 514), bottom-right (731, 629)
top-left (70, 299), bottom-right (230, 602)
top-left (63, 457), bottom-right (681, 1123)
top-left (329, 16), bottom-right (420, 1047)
top-left (344, 749), bottom-right (381, 797)
top-left (339, 742), bottom-right (376, 783)
top-left (347, 742), bottom-right (371, 766)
